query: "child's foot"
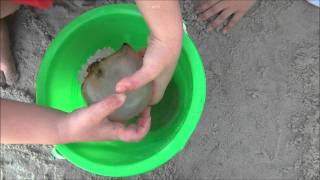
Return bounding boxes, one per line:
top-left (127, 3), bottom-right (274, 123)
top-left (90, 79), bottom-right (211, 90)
top-left (196, 0), bottom-right (256, 33)
top-left (0, 19), bottom-right (18, 85)
top-left (0, 0), bottom-right (20, 19)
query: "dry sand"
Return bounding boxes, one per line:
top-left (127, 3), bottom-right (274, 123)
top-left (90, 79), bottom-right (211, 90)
top-left (0, 0), bottom-right (319, 179)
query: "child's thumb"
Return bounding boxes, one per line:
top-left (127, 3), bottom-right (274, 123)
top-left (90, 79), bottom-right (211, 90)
top-left (83, 94), bottom-right (126, 123)
top-left (115, 64), bottom-right (161, 93)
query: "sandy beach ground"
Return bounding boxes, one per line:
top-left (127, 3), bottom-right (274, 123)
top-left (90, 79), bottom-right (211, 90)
top-left (1, 0), bottom-right (319, 179)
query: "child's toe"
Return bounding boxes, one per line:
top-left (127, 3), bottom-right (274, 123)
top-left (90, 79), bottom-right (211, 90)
top-left (5, 69), bottom-right (19, 85)
top-left (1, 60), bottom-right (19, 85)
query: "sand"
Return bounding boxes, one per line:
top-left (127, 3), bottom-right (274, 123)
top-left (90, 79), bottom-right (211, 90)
top-left (0, 0), bottom-right (319, 179)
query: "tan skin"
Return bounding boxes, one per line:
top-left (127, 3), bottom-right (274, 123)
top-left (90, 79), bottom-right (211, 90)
top-left (197, 0), bottom-right (256, 33)
top-left (0, 0), bottom-right (19, 85)
top-left (116, 0), bottom-right (183, 105)
top-left (1, 0), bottom-right (183, 144)
top-left (1, 95), bottom-right (152, 144)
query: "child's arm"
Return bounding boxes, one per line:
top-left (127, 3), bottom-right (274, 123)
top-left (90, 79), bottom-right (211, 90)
top-left (116, 0), bottom-right (183, 104)
top-left (1, 94), bottom-right (151, 144)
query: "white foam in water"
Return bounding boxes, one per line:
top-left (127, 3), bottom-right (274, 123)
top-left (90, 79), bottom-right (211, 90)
top-left (78, 47), bottom-right (114, 84)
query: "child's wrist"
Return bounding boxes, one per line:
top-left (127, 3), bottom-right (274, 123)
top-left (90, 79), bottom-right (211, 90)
top-left (55, 116), bottom-right (73, 144)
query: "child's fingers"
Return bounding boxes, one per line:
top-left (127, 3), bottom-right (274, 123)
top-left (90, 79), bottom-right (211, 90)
top-left (91, 107), bottom-right (150, 142)
top-left (117, 107), bottom-right (151, 142)
top-left (99, 121), bottom-right (126, 140)
top-left (208, 9), bottom-right (234, 31)
top-left (199, 2), bottom-right (226, 21)
top-left (115, 65), bottom-right (160, 93)
top-left (138, 107), bottom-right (151, 126)
top-left (196, 0), bottom-right (220, 14)
top-left (223, 12), bottom-right (244, 33)
top-left (79, 94), bottom-right (126, 123)
top-left (116, 39), bottom-right (166, 94)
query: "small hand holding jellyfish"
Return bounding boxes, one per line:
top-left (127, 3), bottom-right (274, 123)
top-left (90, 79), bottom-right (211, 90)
top-left (60, 94), bottom-right (151, 142)
top-left (116, 0), bottom-right (183, 105)
top-left (1, 95), bottom-right (151, 144)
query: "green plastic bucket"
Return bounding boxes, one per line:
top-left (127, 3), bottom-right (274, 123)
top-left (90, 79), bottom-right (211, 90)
top-left (36, 4), bottom-right (206, 177)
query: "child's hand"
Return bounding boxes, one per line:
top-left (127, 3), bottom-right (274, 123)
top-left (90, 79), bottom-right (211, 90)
top-left (116, 35), bottom-right (181, 105)
top-left (196, 0), bottom-right (256, 33)
top-left (1, 94), bottom-right (150, 144)
top-left (116, 0), bottom-right (183, 105)
top-left (60, 94), bottom-right (151, 143)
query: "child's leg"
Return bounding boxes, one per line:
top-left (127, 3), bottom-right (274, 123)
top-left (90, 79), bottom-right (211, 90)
top-left (0, 0), bottom-right (20, 85)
